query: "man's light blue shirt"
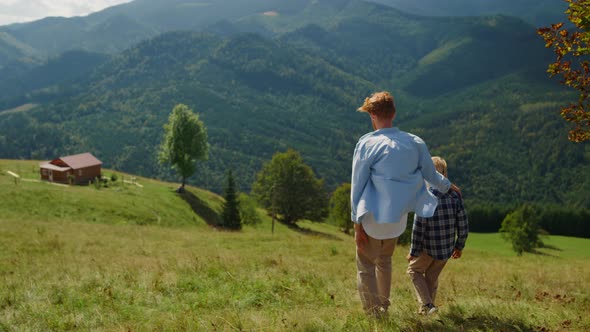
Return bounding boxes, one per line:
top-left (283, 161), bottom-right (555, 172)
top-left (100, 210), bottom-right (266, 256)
top-left (351, 127), bottom-right (451, 224)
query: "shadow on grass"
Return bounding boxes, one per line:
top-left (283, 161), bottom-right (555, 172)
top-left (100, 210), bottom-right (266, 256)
top-left (178, 190), bottom-right (221, 227)
top-left (411, 311), bottom-right (539, 332)
top-left (529, 249), bottom-right (559, 257)
top-left (540, 243), bottom-right (562, 251)
top-left (529, 243), bottom-right (562, 257)
top-left (281, 221), bottom-right (343, 241)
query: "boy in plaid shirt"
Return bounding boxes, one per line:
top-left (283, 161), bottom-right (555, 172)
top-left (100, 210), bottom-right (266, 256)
top-left (406, 156), bottom-right (469, 315)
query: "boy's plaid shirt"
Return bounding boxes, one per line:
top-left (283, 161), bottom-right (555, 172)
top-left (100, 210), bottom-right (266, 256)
top-left (410, 189), bottom-right (469, 260)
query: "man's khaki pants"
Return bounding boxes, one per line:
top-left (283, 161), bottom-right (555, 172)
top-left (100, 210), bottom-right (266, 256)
top-left (407, 250), bottom-right (448, 307)
top-left (356, 236), bottom-right (397, 313)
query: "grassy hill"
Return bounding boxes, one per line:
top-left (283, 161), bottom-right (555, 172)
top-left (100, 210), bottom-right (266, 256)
top-left (0, 159), bottom-right (223, 227)
top-left (0, 159), bottom-right (589, 331)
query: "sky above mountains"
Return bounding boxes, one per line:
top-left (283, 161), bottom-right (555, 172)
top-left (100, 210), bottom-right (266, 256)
top-left (0, 0), bottom-right (132, 25)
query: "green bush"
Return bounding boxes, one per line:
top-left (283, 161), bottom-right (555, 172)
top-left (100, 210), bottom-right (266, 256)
top-left (500, 204), bottom-right (544, 255)
top-left (328, 183), bottom-right (352, 234)
top-left (238, 193), bottom-right (261, 226)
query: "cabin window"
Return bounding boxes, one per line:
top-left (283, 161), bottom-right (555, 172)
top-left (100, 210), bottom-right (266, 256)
top-left (78, 169), bottom-right (83, 176)
top-left (42, 169), bottom-right (47, 175)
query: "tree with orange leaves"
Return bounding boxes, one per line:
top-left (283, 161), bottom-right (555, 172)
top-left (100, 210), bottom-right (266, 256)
top-left (538, 0), bottom-right (590, 142)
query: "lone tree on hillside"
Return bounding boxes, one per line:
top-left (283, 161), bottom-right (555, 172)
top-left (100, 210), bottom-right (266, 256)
top-left (158, 104), bottom-right (209, 193)
top-left (500, 204), bottom-right (545, 255)
top-left (222, 170), bottom-right (242, 230)
top-left (252, 149), bottom-right (328, 224)
top-left (329, 183), bottom-right (353, 234)
top-left (538, 0), bottom-right (590, 142)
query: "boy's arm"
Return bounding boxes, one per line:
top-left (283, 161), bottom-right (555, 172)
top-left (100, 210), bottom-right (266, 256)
top-left (454, 196), bottom-right (469, 251)
top-left (409, 214), bottom-right (425, 258)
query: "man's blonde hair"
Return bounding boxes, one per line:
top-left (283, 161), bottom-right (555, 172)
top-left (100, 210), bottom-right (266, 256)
top-left (432, 156), bottom-right (447, 177)
top-left (357, 91), bottom-right (396, 118)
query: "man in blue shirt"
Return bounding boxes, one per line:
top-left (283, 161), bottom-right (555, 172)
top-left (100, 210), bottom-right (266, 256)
top-left (351, 91), bottom-right (459, 316)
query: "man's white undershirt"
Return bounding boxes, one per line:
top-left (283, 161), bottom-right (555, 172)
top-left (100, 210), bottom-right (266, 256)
top-left (361, 212), bottom-right (408, 240)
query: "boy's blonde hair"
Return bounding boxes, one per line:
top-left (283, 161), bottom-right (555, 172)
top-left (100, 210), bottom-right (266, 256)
top-left (357, 91), bottom-right (396, 118)
top-left (432, 156), bottom-right (447, 177)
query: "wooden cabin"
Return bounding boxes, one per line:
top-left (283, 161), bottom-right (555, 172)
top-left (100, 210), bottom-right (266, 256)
top-left (40, 153), bottom-right (102, 185)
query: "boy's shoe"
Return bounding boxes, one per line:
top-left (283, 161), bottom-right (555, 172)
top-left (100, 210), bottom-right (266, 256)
top-left (422, 303), bottom-right (438, 315)
top-left (370, 306), bottom-right (388, 320)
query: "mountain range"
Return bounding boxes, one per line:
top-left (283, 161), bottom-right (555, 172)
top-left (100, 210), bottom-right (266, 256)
top-left (0, 0), bottom-right (568, 69)
top-left (0, 0), bottom-right (587, 209)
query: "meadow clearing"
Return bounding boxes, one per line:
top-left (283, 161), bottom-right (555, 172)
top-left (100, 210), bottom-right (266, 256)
top-left (0, 160), bottom-right (588, 331)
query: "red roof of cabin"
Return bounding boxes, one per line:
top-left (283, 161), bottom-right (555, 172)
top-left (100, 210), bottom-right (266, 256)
top-left (52, 153), bottom-right (102, 170)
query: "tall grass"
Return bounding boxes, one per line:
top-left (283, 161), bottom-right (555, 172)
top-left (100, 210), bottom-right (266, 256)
top-left (0, 160), bottom-right (589, 331)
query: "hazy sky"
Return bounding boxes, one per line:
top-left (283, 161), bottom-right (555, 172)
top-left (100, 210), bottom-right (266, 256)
top-left (0, 0), bottom-right (133, 26)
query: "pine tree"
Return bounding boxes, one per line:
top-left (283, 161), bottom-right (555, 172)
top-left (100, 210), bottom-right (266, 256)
top-left (222, 170), bottom-right (242, 230)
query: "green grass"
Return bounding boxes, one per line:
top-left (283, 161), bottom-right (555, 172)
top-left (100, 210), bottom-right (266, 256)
top-left (468, 232), bottom-right (590, 259)
top-left (1, 159), bottom-right (589, 331)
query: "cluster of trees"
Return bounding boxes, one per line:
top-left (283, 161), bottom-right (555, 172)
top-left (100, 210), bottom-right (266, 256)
top-left (469, 203), bottom-right (590, 238)
top-left (159, 104), bottom-right (328, 230)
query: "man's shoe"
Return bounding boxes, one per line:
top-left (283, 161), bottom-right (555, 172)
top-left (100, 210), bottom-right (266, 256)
top-left (418, 305), bottom-right (427, 315)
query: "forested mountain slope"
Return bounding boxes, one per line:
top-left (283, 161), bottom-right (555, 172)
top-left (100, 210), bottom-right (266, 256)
top-left (0, 32), bottom-right (375, 193)
top-left (369, 0), bottom-right (567, 26)
top-left (0, 0), bottom-right (586, 208)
